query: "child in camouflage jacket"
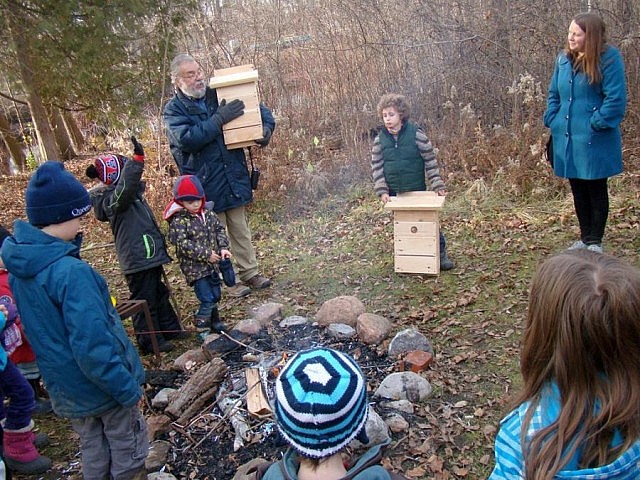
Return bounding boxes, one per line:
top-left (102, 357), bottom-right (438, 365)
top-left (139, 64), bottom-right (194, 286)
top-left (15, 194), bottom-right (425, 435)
top-left (163, 175), bottom-right (232, 333)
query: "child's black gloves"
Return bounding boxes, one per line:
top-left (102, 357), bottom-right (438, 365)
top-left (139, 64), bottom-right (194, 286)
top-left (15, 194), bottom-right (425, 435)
top-left (215, 99), bottom-right (244, 125)
top-left (131, 136), bottom-right (144, 157)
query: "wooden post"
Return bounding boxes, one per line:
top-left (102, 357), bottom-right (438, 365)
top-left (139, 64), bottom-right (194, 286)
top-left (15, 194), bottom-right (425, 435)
top-left (383, 192), bottom-right (445, 275)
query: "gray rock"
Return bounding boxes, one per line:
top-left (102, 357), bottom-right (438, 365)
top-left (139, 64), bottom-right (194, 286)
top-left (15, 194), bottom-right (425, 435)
top-left (374, 372), bottom-right (433, 402)
top-left (147, 472), bottom-right (177, 480)
top-left (145, 440), bottom-right (172, 472)
top-left (151, 388), bottom-right (177, 409)
top-left (351, 407), bottom-right (390, 449)
top-left (234, 318), bottom-right (263, 334)
top-left (384, 413), bottom-right (410, 433)
top-left (250, 302), bottom-right (284, 326)
top-left (388, 328), bottom-right (433, 357)
top-left (279, 315), bottom-right (308, 327)
top-left (326, 323), bottom-right (356, 340)
top-left (381, 399), bottom-right (415, 414)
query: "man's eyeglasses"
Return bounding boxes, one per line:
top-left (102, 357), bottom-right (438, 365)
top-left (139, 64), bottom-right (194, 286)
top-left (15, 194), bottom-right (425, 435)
top-left (181, 69), bottom-right (204, 80)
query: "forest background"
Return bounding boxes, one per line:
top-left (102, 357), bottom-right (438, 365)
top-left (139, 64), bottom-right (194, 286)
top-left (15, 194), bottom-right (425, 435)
top-left (0, 0), bottom-right (639, 479)
top-left (1, 0), bottom-right (638, 184)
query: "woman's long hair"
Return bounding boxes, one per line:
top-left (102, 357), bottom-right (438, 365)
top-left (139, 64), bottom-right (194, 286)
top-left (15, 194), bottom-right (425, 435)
top-left (565, 12), bottom-right (607, 84)
top-left (516, 250), bottom-right (640, 479)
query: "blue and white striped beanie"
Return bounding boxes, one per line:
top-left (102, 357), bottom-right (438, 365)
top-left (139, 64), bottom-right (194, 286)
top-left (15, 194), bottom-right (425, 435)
top-left (274, 347), bottom-right (369, 458)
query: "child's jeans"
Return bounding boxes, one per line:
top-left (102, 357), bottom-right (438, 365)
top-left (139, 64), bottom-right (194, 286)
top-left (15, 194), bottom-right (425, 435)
top-left (193, 274), bottom-right (222, 318)
top-left (71, 404), bottom-right (148, 480)
top-left (0, 360), bottom-right (36, 430)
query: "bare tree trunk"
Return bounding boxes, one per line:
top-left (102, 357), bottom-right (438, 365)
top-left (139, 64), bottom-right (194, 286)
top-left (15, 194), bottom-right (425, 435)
top-left (61, 110), bottom-right (85, 152)
top-left (0, 142), bottom-right (9, 175)
top-left (26, 97), bottom-right (59, 162)
top-left (7, 6), bottom-right (60, 162)
top-left (47, 105), bottom-right (76, 160)
top-left (0, 112), bottom-right (26, 173)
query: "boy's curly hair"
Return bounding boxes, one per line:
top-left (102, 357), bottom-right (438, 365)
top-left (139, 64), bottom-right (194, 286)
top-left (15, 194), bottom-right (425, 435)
top-left (376, 93), bottom-right (411, 120)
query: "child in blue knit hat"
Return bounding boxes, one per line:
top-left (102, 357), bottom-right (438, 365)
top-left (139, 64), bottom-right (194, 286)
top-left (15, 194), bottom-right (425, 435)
top-left (163, 174), bottom-right (234, 334)
top-left (1, 161), bottom-right (148, 480)
top-left (255, 347), bottom-right (407, 480)
top-left (86, 137), bottom-right (186, 354)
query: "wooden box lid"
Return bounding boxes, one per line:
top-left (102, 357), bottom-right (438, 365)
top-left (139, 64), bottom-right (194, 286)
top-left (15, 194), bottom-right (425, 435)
top-left (384, 191), bottom-right (445, 211)
top-left (209, 65), bottom-right (259, 88)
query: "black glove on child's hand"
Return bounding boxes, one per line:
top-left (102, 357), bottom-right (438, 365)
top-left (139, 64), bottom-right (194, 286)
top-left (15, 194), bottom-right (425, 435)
top-left (215, 99), bottom-right (245, 125)
top-left (255, 126), bottom-right (272, 147)
top-left (131, 136), bottom-right (144, 159)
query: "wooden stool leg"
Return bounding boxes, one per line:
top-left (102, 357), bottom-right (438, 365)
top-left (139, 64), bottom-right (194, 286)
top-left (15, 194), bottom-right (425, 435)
top-left (141, 302), bottom-right (160, 357)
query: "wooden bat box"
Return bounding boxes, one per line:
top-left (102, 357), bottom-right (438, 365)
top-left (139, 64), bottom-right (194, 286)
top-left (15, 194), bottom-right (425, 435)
top-left (384, 191), bottom-right (445, 274)
top-left (209, 65), bottom-right (263, 149)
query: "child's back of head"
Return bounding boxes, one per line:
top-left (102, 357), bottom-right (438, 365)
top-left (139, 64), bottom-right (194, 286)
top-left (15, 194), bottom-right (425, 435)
top-left (518, 250), bottom-right (640, 476)
top-left (274, 347), bottom-right (369, 459)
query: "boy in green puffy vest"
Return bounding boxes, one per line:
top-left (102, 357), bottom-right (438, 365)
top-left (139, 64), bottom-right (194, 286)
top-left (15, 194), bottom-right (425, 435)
top-left (371, 93), bottom-right (454, 270)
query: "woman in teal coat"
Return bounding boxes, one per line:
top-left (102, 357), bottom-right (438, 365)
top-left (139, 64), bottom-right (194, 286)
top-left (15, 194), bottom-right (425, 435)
top-left (543, 12), bottom-right (626, 253)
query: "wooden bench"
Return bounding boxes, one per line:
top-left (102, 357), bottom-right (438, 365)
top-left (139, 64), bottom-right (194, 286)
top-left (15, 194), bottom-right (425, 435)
top-left (115, 299), bottom-right (160, 356)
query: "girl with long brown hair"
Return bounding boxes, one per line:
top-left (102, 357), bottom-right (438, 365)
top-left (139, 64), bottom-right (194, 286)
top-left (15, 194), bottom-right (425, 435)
top-left (490, 250), bottom-right (640, 479)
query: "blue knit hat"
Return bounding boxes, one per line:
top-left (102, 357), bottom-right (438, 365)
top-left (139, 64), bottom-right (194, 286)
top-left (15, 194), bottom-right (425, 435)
top-left (274, 347), bottom-right (369, 459)
top-left (26, 161), bottom-right (91, 226)
top-left (173, 175), bottom-right (205, 202)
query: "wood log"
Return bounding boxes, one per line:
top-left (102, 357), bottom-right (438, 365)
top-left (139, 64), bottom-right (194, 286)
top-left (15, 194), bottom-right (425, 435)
top-left (165, 357), bottom-right (228, 425)
top-left (245, 368), bottom-right (272, 417)
top-left (218, 396), bottom-right (251, 451)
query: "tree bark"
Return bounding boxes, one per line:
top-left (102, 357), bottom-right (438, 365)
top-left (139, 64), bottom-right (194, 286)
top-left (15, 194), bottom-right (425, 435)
top-left (165, 357), bottom-right (228, 425)
top-left (7, 5), bottom-right (60, 162)
top-left (0, 112), bottom-right (26, 173)
top-left (47, 105), bottom-right (76, 160)
top-left (61, 110), bottom-right (85, 152)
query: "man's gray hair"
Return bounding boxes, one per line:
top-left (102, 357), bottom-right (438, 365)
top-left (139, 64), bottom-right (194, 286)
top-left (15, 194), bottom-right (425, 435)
top-left (170, 53), bottom-right (197, 84)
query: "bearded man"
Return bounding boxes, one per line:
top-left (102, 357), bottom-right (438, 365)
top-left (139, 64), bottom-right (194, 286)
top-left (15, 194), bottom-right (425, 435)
top-left (163, 53), bottom-right (276, 297)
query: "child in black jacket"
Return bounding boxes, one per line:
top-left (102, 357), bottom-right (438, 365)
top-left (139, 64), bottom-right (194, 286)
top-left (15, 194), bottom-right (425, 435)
top-left (87, 137), bottom-right (185, 353)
